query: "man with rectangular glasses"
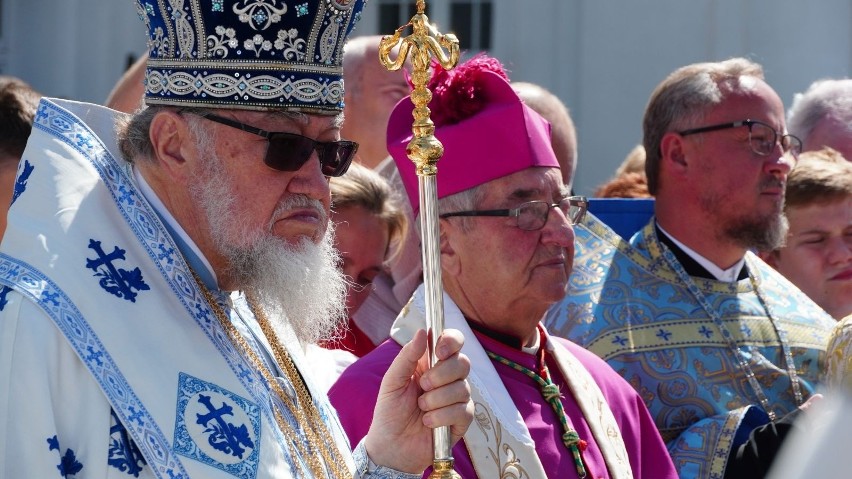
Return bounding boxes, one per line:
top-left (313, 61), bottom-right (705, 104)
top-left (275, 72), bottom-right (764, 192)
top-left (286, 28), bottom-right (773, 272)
top-left (0, 1), bottom-right (474, 477)
top-left (545, 57), bottom-right (835, 478)
top-left (330, 54), bottom-right (677, 479)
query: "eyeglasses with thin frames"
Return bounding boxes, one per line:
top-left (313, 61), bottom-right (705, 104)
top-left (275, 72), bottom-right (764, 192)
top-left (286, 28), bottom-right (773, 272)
top-left (439, 196), bottom-right (589, 231)
top-left (185, 111), bottom-right (358, 177)
top-left (678, 119), bottom-right (802, 161)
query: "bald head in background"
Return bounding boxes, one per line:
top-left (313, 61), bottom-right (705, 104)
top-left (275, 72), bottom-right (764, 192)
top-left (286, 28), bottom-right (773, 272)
top-left (105, 54), bottom-right (147, 114)
top-left (342, 35), bottom-right (411, 169)
top-left (512, 81), bottom-right (578, 191)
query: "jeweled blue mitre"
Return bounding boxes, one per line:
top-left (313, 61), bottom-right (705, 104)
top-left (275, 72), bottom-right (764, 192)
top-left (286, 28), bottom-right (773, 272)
top-left (135, 0), bottom-right (367, 113)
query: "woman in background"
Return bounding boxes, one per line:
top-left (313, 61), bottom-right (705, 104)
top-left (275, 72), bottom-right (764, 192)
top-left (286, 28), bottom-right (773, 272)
top-left (322, 162), bottom-right (407, 356)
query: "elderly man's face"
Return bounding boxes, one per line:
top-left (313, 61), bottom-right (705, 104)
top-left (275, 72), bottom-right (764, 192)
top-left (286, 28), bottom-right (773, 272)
top-left (194, 110), bottom-right (336, 247)
top-left (186, 110), bottom-right (348, 344)
top-left (443, 167), bottom-right (574, 338)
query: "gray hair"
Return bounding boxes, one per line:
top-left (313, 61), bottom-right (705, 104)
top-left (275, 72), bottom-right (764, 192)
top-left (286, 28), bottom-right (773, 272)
top-left (642, 57), bottom-right (764, 194)
top-left (410, 184), bottom-right (487, 239)
top-left (438, 185), bottom-right (487, 231)
top-left (787, 78), bottom-right (852, 143)
top-left (116, 105), bottom-right (163, 164)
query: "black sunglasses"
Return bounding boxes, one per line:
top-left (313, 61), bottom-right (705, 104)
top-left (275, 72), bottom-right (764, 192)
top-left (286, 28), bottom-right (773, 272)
top-left (187, 112), bottom-right (358, 177)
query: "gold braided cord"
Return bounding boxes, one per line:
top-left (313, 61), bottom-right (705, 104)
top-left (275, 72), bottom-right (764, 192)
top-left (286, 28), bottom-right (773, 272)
top-left (191, 269), bottom-right (352, 479)
top-left (246, 294), bottom-right (353, 477)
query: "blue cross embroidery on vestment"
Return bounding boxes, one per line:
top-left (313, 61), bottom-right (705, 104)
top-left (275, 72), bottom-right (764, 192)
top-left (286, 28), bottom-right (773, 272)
top-left (193, 303), bottom-right (213, 324)
top-left (41, 290), bottom-right (61, 306)
top-left (108, 409), bottom-right (147, 476)
top-left (47, 435), bottom-right (84, 477)
top-left (85, 239), bottom-right (150, 302)
top-left (11, 159), bottom-right (33, 205)
top-left (157, 244), bottom-right (176, 265)
top-left (85, 345), bottom-right (104, 367)
top-left (237, 363), bottom-right (253, 384)
top-left (117, 184), bottom-right (136, 206)
top-left (196, 394), bottom-right (255, 459)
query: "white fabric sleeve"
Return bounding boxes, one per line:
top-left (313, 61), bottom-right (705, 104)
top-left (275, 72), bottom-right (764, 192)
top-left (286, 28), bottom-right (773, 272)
top-left (352, 439), bottom-right (423, 479)
top-left (0, 291), bottom-right (140, 478)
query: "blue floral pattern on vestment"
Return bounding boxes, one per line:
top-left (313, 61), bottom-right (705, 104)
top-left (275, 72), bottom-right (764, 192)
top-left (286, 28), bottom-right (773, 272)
top-left (108, 409), bottom-right (147, 476)
top-left (0, 285), bottom-right (11, 310)
top-left (11, 159), bottom-right (33, 205)
top-left (48, 435), bottom-right (84, 477)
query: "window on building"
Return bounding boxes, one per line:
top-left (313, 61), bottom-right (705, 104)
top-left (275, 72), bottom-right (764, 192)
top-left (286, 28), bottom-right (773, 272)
top-left (450, 1), bottom-right (492, 51)
top-left (376, 1), bottom-right (492, 53)
top-left (378, 1), bottom-right (419, 37)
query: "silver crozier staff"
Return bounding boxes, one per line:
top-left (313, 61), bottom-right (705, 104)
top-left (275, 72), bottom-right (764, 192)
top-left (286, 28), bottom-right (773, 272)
top-left (378, 2), bottom-right (460, 478)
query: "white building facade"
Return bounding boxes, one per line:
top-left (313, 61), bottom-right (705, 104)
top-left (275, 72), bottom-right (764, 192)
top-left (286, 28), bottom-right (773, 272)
top-left (1, 0), bottom-right (850, 194)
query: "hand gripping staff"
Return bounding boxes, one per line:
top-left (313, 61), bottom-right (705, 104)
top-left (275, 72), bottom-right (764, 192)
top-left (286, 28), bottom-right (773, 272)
top-left (379, 2), bottom-right (461, 477)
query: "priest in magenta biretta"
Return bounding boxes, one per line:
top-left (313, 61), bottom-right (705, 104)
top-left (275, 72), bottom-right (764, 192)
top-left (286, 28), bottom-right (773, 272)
top-left (329, 54), bottom-right (677, 479)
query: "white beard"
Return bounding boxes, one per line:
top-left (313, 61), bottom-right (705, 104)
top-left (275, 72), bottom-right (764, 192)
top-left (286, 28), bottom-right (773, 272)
top-left (190, 139), bottom-right (348, 346)
top-left (236, 222), bottom-right (348, 347)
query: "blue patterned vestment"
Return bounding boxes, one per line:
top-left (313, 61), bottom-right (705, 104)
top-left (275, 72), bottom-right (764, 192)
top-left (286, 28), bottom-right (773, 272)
top-left (544, 214), bottom-right (835, 479)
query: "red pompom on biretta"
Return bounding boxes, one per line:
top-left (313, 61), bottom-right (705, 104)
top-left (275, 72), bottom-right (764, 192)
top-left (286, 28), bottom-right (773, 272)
top-left (427, 54), bottom-right (510, 127)
top-left (387, 53), bottom-right (559, 216)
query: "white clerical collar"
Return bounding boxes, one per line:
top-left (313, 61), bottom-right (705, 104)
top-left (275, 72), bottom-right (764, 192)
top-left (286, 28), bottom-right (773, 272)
top-left (521, 327), bottom-right (541, 356)
top-left (133, 167), bottom-right (219, 289)
top-left (656, 223), bottom-right (745, 283)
